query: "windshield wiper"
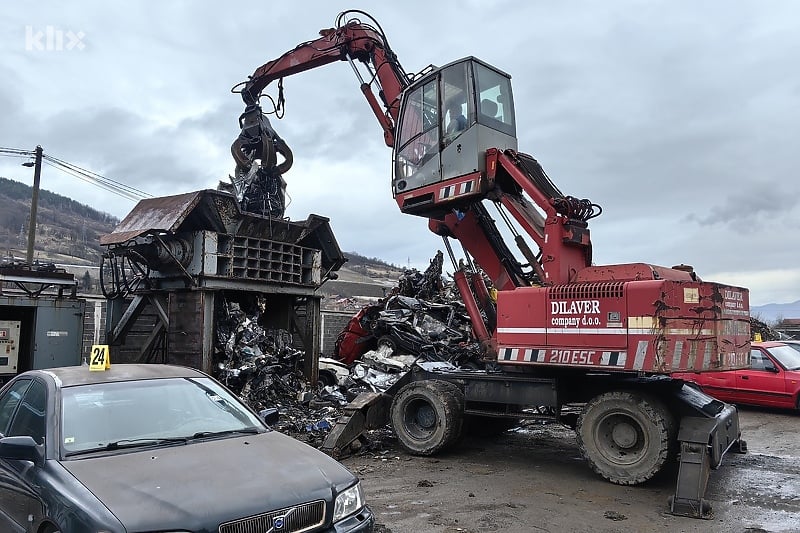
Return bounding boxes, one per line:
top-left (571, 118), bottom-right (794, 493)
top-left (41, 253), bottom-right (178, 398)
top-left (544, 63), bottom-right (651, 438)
top-left (190, 427), bottom-right (261, 440)
top-left (104, 437), bottom-right (189, 449)
top-left (64, 437), bottom-right (188, 457)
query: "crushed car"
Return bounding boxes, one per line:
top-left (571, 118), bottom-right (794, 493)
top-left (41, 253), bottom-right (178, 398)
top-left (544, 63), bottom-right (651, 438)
top-left (334, 251), bottom-right (485, 373)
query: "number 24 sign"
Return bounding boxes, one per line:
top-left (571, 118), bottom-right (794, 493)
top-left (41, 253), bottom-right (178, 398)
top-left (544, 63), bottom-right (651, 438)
top-left (89, 345), bottom-right (111, 371)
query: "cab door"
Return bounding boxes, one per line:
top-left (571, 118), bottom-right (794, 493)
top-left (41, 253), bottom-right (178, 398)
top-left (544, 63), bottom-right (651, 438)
top-left (439, 60), bottom-right (477, 182)
top-left (393, 78), bottom-right (440, 193)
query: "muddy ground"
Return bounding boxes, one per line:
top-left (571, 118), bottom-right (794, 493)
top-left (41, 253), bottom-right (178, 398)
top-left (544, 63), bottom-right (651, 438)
top-left (342, 407), bottom-right (800, 533)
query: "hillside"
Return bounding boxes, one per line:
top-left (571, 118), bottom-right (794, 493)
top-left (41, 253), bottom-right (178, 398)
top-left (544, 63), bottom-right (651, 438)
top-left (0, 177), bottom-right (118, 264)
top-left (319, 251), bottom-right (406, 304)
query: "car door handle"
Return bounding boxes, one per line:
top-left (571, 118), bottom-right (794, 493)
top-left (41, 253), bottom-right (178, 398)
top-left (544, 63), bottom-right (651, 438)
top-left (741, 376), bottom-right (749, 380)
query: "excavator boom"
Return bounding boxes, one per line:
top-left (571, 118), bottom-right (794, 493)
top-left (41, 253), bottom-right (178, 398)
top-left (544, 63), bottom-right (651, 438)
top-left (239, 12), bottom-right (411, 147)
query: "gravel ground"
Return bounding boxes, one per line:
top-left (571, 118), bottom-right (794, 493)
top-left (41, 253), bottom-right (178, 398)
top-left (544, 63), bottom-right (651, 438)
top-left (342, 407), bottom-right (800, 533)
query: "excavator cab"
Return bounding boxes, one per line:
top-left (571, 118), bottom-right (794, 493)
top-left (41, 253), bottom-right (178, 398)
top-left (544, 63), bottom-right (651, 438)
top-left (393, 57), bottom-right (518, 214)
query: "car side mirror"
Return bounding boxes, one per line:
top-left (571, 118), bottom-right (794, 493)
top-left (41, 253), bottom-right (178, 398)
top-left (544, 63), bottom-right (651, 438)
top-left (259, 407), bottom-right (279, 426)
top-left (0, 436), bottom-right (44, 466)
top-left (766, 365), bottom-right (780, 373)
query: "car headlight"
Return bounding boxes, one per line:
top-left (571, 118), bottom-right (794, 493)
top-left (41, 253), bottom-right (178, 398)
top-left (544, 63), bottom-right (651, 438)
top-left (333, 482), bottom-right (365, 522)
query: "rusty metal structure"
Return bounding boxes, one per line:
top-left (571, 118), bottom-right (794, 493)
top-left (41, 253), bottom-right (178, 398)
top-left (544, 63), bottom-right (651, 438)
top-left (99, 190), bottom-right (344, 380)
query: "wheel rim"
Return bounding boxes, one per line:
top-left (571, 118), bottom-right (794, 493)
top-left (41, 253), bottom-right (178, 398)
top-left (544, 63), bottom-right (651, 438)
top-left (594, 411), bottom-right (648, 466)
top-left (403, 397), bottom-right (438, 440)
top-left (318, 371), bottom-right (336, 388)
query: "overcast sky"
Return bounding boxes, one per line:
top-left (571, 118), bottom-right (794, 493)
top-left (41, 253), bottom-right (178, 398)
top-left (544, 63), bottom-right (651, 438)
top-left (1, 1), bottom-right (798, 306)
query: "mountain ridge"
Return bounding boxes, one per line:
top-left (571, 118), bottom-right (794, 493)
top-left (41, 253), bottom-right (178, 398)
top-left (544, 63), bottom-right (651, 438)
top-left (750, 300), bottom-right (800, 324)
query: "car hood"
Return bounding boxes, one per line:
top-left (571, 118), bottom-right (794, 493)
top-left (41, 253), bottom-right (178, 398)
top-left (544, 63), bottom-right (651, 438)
top-left (60, 431), bottom-right (355, 532)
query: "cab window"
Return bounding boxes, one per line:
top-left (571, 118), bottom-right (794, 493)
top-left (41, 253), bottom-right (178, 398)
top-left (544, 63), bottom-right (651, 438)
top-left (440, 61), bottom-right (472, 146)
top-left (475, 62), bottom-right (515, 137)
top-left (395, 80), bottom-right (439, 181)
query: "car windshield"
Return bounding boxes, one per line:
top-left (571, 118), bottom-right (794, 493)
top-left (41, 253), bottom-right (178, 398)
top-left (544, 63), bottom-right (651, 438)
top-left (767, 345), bottom-right (800, 371)
top-left (61, 377), bottom-right (264, 457)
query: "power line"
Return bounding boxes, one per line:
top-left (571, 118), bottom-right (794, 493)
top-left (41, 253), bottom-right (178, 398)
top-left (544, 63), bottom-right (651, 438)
top-left (0, 153), bottom-right (34, 161)
top-left (0, 147), bottom-right (35, 158)
top-left (41, 159), bottom-right (144, 202)
top-left (44, 154), bottom-right (152, 199)
top-left (0, 147), bottom-right (152, 201)
top-left (44, 155), bottom-right (152, 197)
top-left (0, 146), bottom-right (33, 153)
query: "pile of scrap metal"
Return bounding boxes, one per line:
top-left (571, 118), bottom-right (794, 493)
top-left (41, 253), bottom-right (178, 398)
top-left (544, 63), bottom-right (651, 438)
top-left (213, 297), bottom-right (347, 447)
top-left (750, 316), bottom-right (782, 341)
top-left (332, 251), bottom-right (485, 391)
top-left (211, 251), bottom-right (486, 450)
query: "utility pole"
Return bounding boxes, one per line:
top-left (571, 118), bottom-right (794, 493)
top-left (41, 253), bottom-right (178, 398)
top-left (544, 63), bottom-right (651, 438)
top-left (25, 145), bottom-right (43, 266)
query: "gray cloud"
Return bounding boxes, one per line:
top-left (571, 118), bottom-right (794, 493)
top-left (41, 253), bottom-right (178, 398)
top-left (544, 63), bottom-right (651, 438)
top-left (685, 183), bottom-right (797, 229)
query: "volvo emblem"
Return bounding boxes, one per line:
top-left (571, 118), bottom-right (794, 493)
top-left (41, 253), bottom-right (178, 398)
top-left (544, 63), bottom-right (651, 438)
top-left (273, 515), bottom-right (286, 530)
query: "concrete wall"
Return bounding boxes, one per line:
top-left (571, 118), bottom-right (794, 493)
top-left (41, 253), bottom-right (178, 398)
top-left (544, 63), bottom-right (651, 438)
top-left (320, 310), bottom-right (354, 356)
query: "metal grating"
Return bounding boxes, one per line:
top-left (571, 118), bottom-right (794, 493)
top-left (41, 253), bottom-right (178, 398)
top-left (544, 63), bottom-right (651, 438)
top-left (219, 500), bottom-right (326, 533)
top-left (217, 235), bottom-right (319, 285)
top-left (548, 282), bottom-right (624, 300)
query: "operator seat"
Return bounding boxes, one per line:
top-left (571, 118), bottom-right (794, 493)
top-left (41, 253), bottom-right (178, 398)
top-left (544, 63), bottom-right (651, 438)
top-left (480, 98), bottom-right (499, 119)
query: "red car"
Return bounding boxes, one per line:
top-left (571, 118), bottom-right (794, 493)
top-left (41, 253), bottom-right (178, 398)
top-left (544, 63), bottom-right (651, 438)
top-left (673, 341), bottom-right (800, 410)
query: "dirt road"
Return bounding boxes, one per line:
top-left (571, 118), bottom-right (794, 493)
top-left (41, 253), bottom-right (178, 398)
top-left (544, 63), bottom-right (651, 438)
top-left (343, 408), bottom-right (800, 533)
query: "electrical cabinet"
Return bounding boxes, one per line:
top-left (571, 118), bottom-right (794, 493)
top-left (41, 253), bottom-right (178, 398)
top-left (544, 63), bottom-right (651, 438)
top-left (0, 320), bottom-right (21, 374)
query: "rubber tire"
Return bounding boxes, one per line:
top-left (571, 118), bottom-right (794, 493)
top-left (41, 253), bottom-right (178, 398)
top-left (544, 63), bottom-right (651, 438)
top-left (318, 369), bottom-right (337, 388)
top-left (577, 391), bottom-right (675, 485)
top-left (377, 335), bottom-right (397, 353)
top-left (391, 380), bottom-right (464, 455)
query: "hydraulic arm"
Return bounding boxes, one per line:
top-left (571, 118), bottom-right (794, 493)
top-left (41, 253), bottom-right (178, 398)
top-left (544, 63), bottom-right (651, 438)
top-left (236, 10), bottom-right (411, 147)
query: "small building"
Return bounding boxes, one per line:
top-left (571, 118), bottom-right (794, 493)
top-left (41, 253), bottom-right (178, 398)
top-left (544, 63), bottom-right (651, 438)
top-left (776, 318), bottom-right (800, 340)
top-left (0, 266), bottom-right (85, 381)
